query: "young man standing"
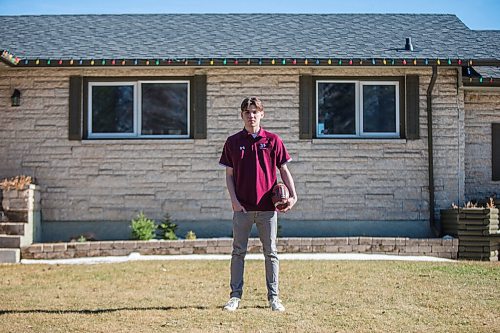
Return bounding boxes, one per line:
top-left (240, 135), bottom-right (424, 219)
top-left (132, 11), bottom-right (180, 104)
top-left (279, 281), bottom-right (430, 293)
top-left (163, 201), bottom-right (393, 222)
top-left (219, 96), bottom-right (297, 312)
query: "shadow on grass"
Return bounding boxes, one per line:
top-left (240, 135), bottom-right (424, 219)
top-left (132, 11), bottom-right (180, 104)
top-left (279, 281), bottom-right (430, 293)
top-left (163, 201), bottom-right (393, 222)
top-left (0, 305), bottom-right (210, 315)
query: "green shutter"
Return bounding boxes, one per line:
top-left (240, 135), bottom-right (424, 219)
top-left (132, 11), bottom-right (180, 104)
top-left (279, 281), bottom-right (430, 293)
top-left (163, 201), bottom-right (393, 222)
top-left (406, 75), bottom-right (420, 140)
top-left (68, 76), bottom-right (82, 140)
top-left (192, 75), bottom-right (207, 139)
top-left (493, 123), bottom-right (500, 181)
top-left (299, 75), bottom-right (313, 139)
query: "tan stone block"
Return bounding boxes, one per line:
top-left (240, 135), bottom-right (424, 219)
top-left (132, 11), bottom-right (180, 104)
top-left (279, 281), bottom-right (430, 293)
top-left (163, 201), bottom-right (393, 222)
top-left (311, 238), bottom-right (328, 246)
top-left (431, 245), bottom-right (451, 253)
top-left (286, 238), bottom-right (302, 246)
top-left (74, 243), bottom-right (90, 251)
top-left (180, 246), bottom-right (194, 254)
top-left (358, 237), bottom-right (372, 245)
top-left (53, 244), bottom-right (67, 252)
top-left (348, 237), bottom-right (359, 245)
top-left (395, 238), bottom-right (407, 246)
top-left (28, 244), bottom-right (43, 253)
top-left (300, 238), bottom-right (313, 246)
top-left (217, 246), bottom-right (232, 254)
top-left (352, 244), bottom-right (372, 253)
top-left (206, 246), bottom-right (218, 254)
top-left (299, 245), bottom-right (312, 253)
top-left (207, 239), bottom-right (219, 247)
top-left (217, 239), bottom-right (232, 247)
top-left (418, 246), bottom-right (431, 253)
top-left (99, 241), bottom-right (114, 250)
top-left (123, 241), bottom-right (138, 250)
top-left (404, 246), bottom-right (420, 253)
top-left (312, 245), bottom-right (326, 252)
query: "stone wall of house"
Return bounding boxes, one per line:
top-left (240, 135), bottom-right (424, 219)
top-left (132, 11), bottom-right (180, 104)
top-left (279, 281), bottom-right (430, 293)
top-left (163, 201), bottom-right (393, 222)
top-left (464, 89), bottom-right (500, 201)
top-left (0, 65), bottom-right (463, 230)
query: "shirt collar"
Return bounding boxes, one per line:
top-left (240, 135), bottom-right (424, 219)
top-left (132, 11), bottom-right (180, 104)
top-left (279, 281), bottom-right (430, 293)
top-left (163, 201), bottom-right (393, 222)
top-left (241, 127), bottom-right (267, 139)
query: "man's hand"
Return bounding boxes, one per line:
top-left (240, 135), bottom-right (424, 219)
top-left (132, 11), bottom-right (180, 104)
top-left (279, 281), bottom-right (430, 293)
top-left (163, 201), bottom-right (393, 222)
top-left (232, 200), bottom-right (247, 213)
top-left (277, 196), bottom-right (297, 213)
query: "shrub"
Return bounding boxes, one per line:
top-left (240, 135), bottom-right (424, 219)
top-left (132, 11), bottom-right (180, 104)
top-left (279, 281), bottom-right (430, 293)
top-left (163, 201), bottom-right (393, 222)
top-left (130, 212), bottom-right (156, 240)
top-left (158, 213), bottom-right (178, 240)
top-left (185, 230), bottom-right (197, 240)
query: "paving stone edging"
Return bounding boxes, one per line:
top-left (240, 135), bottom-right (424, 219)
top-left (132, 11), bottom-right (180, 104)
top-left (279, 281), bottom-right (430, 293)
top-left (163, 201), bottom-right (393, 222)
top-left (21, 237), bottom-right (459, 260)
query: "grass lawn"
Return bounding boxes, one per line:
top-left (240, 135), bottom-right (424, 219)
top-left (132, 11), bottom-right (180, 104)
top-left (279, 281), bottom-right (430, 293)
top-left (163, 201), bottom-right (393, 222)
top-left (1, 259), bottom-right (499, 333)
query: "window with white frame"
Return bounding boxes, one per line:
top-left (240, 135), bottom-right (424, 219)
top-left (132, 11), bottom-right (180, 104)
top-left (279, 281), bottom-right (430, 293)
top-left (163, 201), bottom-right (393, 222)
top-left (316, 80), bottom-right (399, 138)
top-left (88, 80), bottom-right (190, 138)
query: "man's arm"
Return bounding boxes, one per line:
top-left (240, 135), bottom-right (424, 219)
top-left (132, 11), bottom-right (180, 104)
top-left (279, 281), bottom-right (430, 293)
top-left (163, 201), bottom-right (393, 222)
top-left (225, 167), bottom-right (247, 212)
top-left (279, 164), bottom-right (297, 212)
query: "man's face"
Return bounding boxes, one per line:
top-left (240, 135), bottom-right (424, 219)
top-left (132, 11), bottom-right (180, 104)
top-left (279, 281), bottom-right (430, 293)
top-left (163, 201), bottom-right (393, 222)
top-left (241, 105), bottom-right (264, 129)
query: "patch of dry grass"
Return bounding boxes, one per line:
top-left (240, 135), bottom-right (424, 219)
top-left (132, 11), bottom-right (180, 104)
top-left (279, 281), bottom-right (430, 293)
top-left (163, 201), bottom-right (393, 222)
top-left (1, 260), bottom-right (499, 333)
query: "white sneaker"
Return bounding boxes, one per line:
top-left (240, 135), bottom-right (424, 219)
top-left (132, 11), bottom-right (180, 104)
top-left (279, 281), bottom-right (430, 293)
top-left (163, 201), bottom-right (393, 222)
top-left (223, 297), bottom-right (241, 311)
top-left (269, 298), bottom-right (285, 312)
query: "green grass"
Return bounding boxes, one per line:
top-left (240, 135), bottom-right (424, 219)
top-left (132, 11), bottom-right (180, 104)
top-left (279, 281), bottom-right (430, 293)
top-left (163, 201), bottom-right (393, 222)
top-left (1, 260), bottom-right (499, 333)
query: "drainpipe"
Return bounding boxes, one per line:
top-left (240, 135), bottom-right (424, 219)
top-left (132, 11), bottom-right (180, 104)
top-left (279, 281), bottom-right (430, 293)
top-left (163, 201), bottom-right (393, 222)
top-left (427, 66), bottom-right (439, 235)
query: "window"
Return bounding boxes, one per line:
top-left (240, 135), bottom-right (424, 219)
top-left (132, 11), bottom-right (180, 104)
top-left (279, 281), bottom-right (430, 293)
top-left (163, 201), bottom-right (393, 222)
top-left (88, 80), bottom-right (189, 138)
top-left (316, 80), bottom-right (399, 138)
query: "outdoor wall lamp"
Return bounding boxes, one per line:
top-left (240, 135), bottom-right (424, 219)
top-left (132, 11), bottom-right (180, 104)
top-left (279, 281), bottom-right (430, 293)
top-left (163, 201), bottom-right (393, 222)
top-left (11, 89), bottom-right (21, 107)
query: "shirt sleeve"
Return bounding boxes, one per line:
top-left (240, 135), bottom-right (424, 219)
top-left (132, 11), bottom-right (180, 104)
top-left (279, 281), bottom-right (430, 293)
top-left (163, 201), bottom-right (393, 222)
top-left (275, 135), bottom-right (291, 169)
top-left (219, 140), bottom-right (233, 168)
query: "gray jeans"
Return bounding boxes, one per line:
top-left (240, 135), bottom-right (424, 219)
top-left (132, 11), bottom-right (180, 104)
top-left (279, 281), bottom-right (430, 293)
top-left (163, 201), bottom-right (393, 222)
top-left (230, 211), bottom-right (279, 300)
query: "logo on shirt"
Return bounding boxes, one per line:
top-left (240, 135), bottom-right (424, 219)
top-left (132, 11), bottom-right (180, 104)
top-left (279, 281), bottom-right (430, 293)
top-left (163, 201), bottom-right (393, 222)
top-left (239, 146), bottom-right (245, 151)
top-left (259, 143), bottom-right (268, 150)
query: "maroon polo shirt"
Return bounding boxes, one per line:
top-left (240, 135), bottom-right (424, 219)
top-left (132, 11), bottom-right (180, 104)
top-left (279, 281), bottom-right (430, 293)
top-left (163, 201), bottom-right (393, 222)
top-left (219, 128), bottom-right (291, 211)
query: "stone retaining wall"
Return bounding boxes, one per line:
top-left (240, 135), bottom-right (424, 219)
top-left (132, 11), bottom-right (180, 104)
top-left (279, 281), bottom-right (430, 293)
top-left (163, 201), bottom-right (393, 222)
top-left (21, 237), bottom-right (458, 260)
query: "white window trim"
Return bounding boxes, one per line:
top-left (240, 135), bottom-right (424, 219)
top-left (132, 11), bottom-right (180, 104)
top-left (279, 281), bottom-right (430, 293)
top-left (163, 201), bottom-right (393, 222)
top-left (88, 80), bottom-right (190, 139)
top-left (88, 82), bottom-right (137, 139)
top-left (316, 80), bottom-right (400, 138)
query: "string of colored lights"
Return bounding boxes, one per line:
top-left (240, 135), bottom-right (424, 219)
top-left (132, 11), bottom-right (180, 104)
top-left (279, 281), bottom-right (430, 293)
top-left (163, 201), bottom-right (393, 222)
top-left (1, 50), bottom-right (498, 84)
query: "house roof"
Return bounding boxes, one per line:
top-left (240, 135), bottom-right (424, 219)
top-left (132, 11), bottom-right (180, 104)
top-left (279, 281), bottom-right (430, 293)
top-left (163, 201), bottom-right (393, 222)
top-left (0, 13), bottom-right (499, 63)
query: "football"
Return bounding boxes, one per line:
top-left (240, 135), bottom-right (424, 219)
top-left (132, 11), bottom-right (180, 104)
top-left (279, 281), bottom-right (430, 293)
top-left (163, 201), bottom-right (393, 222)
top-left (272, 182), bottom-right (290, 210)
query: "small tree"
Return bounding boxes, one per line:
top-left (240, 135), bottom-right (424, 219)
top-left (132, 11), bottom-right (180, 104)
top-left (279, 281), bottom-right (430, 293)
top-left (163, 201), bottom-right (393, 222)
top-left (130, 212), bottom-right (156, 240)
top-left (158, 213), bottom-right (178, 240)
